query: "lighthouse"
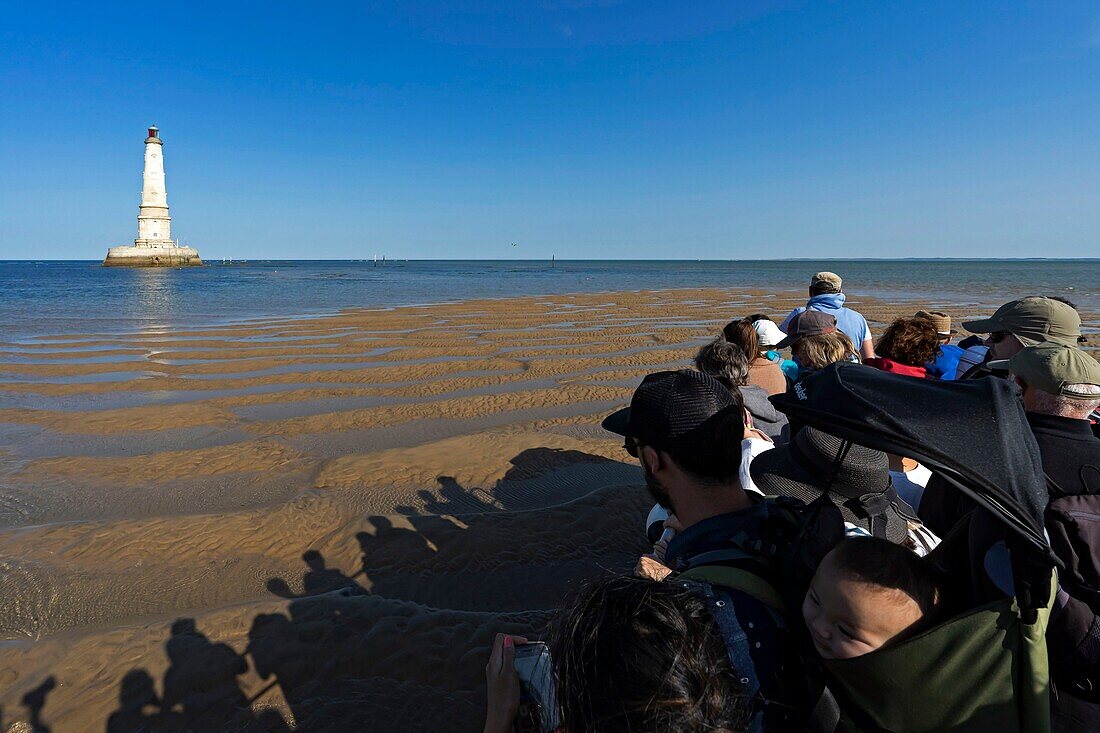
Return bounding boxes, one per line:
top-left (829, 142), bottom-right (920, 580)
top-left (104, 126), bottom-right (202, 266)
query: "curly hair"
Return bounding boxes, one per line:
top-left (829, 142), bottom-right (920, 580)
top-left (875, 318), bottom-right (941, 367)
top-left (549, 575), bottom-right (749, 733)
top-left (694, 337), bottom-right (750, 388)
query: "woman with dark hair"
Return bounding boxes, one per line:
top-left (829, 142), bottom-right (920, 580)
top-left (864, 317), bottom-right (941, 378)
top-left (722, 317), bottom-right (787, 395)
top-left (694, 337), bottom-right (789, 442)
top-left (484, 575), bottom-right (750, 733)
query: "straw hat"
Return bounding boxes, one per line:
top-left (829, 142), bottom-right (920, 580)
top-left (914, 310), bottom-right (955, 336)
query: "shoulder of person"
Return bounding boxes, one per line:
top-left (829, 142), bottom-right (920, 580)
top-left (674, 571), bottom-right (789, 649)
top-left (851, 309), bottom-right (871, 331)
top-left (779, 308), bottom-right (804, 329)
top-left (674, 577), bottom-right (809, 730)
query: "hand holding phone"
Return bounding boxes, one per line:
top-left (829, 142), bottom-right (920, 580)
top-left (484, 634), bottom-right (527, 733)
top-left (512, 642), bottom-right (561, 733)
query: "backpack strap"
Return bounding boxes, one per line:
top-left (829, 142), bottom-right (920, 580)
top-left (678, 565), bottom-right (843, 733)
top-left (678, 566), bottom-right (787, 615)
top-left (676, 567), bottom-right (783, 733)
top-left (680, 547), bottom-right (772, 574)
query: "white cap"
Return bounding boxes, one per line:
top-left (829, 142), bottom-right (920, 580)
top-left (752, 319), bottom-right (786, 348)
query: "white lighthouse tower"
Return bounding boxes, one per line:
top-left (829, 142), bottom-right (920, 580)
top-left (104, 125), bottom-right (202, 266)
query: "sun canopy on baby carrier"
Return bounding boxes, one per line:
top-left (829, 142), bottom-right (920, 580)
top-left (771, 362), bottom-right (1057, 733)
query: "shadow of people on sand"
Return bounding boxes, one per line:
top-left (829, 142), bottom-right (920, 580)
top-left (267, 550), bottom-right (366, 599)
top-left (160, 618), bottom-right (250, 720)
top-left (106, 670), bottom-right (163, 733)
top-left (90, 447), bottom-right (643, 732)
top-left (393, 475), bottom-right (502, 517)
top-left (20, 676), bottom-right (56, 733)
top-left (105, 618), bottom-right (292, 733)
top-left (354, 516), bottom-right (437, 593)
top-left (396, 448), bottom-right (637, 518)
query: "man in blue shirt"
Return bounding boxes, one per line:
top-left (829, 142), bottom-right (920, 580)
top-left (781, 271), bottom-right (874, 360)
top-left (602, 370), bottom-right (812, 732)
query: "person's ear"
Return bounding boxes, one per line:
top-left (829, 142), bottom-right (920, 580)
top-left (641, 445), bottom-right (661, 474)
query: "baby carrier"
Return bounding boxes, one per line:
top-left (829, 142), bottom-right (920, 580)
top-left (680, 363), bottom-right (1059, 732)
top-left (764, 362), bottom-right (1059, 733)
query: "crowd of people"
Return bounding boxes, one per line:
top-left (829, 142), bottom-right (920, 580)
top-left (479, 271), bottom-right (1100, 733)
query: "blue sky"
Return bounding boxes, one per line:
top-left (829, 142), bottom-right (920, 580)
top-left (1, 1), bottom-right (1098, 260)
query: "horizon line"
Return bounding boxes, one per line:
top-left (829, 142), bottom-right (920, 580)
top-left (4, 257), bottom-right (1100, 263)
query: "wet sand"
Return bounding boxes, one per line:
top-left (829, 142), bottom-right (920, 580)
top-left (1, 287), bottom-right (1096, 732)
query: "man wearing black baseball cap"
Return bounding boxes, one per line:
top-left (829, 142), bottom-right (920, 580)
top-left (601, 369), bottom-right (751, 523)
top-left (603, 370), bottom-right (813, 730)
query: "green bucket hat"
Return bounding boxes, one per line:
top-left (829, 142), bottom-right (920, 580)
top-left (962, 297), bottom-right (1081, 347)
top-left (993, 343), bottom-right (1100, 400)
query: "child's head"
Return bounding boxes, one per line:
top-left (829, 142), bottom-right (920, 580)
top-left (802, 537), bottom-right (943, 660)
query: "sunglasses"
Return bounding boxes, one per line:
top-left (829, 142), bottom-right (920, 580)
top-left (986, 331), bottom-right (1009, 344)
top-left (623, 439), bottom-right (646, 458)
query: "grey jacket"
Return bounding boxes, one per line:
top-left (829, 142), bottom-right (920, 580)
top-left (740, 384), bottom-right (789, 444)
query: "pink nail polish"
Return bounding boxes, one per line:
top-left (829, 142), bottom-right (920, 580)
top-left (503, 636), bottom-right (513, 648)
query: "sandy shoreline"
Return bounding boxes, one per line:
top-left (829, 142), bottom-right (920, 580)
top-left (1, 287), bottom-right (1097, 732)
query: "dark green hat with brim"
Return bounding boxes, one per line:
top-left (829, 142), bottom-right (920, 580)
top-left (992, 343), bottom-right (1100, 400)
top-left (963, 297), bottom-right (1081, 347)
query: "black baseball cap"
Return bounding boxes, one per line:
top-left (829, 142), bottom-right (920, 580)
top-left (601, 369), bottom-right (743, 454)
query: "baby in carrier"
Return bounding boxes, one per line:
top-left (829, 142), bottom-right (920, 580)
top-left (803, 537), bottom-right (945, 660)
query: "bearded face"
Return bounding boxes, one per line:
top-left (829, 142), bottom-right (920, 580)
top-left (643, 460), bottom-right (674, 514)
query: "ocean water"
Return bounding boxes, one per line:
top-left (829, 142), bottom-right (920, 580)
top-left (1, 259), bottom-right (1098, 342)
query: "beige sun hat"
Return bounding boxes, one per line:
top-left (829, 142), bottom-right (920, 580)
top-left (810, 272), bottom-right (842, 292)
top-left (914, 310), bottom-right (955, 336)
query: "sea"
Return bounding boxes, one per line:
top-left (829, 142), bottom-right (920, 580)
top-left (1, 259), bottom-right (1098, 342)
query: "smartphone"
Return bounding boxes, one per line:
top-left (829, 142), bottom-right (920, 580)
top-left (512, 642), bottom-right (561, 732)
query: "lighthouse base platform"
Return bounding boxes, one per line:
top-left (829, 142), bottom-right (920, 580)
top-left (104, 244), bottom-right (202, 267)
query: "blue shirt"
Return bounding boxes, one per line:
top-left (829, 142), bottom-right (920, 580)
top-left (781, 293), bottom-right (872, 348)
top-left (926, 343), bottom-right (964, 380)
top-left (765, 350), bottom-right (800, 381)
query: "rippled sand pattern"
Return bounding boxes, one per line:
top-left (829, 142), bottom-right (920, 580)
top-left (0, 288), bottom-right (1096, 731)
